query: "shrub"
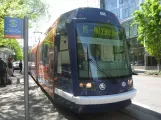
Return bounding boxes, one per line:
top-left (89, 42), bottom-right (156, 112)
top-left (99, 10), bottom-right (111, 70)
top-left (144, 70), bottom-right (161, 75)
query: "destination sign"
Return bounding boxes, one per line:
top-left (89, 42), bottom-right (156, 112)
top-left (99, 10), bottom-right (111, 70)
top-left (77, 23), bottom-right (118, 39)
top-left (93, 26), bottom-right (112, 38)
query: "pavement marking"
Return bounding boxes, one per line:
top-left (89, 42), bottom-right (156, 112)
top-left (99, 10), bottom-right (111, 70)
top-left (132, 101), bottom-right (150, 109)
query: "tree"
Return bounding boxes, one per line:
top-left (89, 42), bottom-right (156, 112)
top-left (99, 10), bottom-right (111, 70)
top-left (0, 0), bottom-right (50, 60)
top-left (0, 39), bottom-right (23, 60)
top-left (132, 0), bottom-right (161, 70)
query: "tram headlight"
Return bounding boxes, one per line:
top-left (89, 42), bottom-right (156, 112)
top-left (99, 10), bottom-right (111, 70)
top-left (79, 82), bottom-right (95, 90)
top-left (79, 83), bottom-right (84, 87)
top-left (86, 83), bottom-right (92, 88)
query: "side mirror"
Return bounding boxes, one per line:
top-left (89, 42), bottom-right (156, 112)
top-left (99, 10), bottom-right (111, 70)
top-left (54, 33), bottom-right (60, 51)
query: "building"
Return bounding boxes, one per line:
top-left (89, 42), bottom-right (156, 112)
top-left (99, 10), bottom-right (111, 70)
top-left (100, 0), bottom-right (158, 69)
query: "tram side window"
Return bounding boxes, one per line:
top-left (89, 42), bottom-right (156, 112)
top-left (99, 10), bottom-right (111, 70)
top-left (57, 35), bottom-right (71, 78)
top-left (32, 54), bottom-right (36, 66)
top-left (29, 53), bottom-right (36, 70)
top-left (40, 45), bottom-right (49, 65)
top-left (43, 45), bottom-right (48, 65)
top-left (40, 46), bottom-right (43, 65)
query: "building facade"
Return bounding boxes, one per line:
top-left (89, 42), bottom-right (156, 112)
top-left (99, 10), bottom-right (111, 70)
top-left (100, 0), bottom-right (158, 68)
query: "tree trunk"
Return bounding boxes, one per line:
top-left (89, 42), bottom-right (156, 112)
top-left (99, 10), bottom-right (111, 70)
top-left (156, 58), bottom-right (161, 72)
top-left (157, 63), bottom-right (161, 72)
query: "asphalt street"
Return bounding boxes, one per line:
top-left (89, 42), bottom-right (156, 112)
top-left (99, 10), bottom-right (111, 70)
top-left (132, 75), bottom-right (161, 113)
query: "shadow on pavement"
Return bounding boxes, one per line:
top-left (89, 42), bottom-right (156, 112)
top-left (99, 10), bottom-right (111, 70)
top-left (0, 80), bottom-right (25, 120)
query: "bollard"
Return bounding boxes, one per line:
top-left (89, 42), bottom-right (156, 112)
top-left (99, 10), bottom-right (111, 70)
top-left (17, 78), bottom-right (20, 84)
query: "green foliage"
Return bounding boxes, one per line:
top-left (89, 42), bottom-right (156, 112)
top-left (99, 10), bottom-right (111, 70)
top-left (132, 0), bottom-right (161, 64)
top-left (0, 0), bottom-right (50, 60)
top-left (144, 70), bottom-right (161, 75)
top-left (43, 34), bottom-right (54, 48)
top-left (0, 39), bottom-right (23, 60)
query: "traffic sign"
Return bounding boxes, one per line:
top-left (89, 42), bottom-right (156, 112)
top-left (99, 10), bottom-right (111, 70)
top-left (4, 16), bottom-right (23, 39)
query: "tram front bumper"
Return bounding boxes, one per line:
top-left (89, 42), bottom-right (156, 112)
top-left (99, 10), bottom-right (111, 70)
top-left (73, 89), bottom-right (136, 105)
top-left (55, 88), bottom-right (137, 105)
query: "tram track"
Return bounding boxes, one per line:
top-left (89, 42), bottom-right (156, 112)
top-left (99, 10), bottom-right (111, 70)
top-left (119, 109), bottom-right (140, 120)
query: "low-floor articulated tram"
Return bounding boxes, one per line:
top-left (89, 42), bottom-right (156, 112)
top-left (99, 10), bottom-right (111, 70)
top-left (29, 7), bottom-right (137, 113)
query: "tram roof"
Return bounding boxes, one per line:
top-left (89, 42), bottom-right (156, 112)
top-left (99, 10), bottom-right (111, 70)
top-left (32, 7), bottom-right (121, 50)
top-left (46, 7), bottom-right (120, 34)
top-left (73, 7), bottom-right (120, 25)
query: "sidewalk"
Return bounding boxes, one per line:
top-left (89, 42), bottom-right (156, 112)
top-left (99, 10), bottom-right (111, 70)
top-left (0, 72), bottom-right (57, 120)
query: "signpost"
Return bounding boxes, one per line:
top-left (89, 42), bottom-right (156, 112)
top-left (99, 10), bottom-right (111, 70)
top-left (4, 17), bottom-right (23, 39)
top-left (4, 16), bottom-right (29, 120)
top-left (23, 17), bottom-right (29, 120)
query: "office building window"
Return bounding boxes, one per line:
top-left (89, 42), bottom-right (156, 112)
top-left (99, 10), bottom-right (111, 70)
top-left (122, 7), bottom-right (129, 18)
top-left (112, 9), bottom-right (120, 18)
top-left (129, 4), bottom-right (135, 16)
top-left (122, 21), bottom-right (130, 38)
top-left (119, 0), bottom-right (123, 4)
top-left (133, 24), bottom-right (138, 35)
top-left (122, 0), bottom-right (129, 5)
top-left (129, 38), bottom-right (144, 66)
top-left (106, 0), bottom-right (117, 10)
top-left (122, 23), bottom-right (130, 38)
top-left (130, 0), bottom-right (135, 3)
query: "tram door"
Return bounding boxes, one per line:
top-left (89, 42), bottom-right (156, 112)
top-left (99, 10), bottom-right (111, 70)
top-left (54, 33), bottom-right (72, 93)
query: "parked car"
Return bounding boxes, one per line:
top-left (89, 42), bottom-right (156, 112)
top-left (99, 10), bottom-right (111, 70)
top-left (13, 61), bottom-right (20, 70)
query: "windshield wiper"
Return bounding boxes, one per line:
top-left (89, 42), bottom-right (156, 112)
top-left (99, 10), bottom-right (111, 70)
top-left (88, 58), bottom-right (112, 78)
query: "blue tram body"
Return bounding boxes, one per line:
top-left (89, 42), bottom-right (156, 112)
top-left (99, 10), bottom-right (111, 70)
top-left (29, 7), bottom-right (136, 113)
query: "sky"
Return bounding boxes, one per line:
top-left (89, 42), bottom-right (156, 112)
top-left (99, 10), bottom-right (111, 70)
top-left (27, 0), bottom-right (100, 46)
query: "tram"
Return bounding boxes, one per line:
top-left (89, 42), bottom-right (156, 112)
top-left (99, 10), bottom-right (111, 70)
top-left (29, 7), bottom-right (137, 113)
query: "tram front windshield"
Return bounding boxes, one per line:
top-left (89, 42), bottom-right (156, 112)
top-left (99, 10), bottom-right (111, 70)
top-left (76, 23), bottom-right (131, 80)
